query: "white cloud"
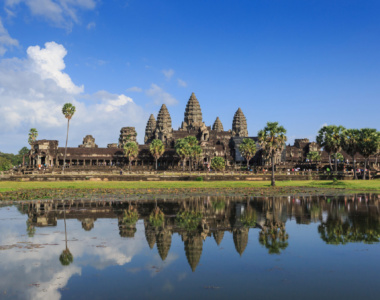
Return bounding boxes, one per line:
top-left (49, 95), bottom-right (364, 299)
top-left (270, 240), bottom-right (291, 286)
top-left (0, 41), bottom-right (149, 153)
top-left (27, 41), bottom-right (84, 94)
top-left (86, 21), bottom-right (96, 30)
top-left (0, 18), bottom-right (19, 55)
top-left (162, 68), bottom-right (174, 80)
top-left (177, 78), bottom-right (187, 87)
top-left (5, 0), bottom-right (97, 29)
top-left (146, 83), bottom-right (178, 106)
top-left (127, 86), bottom-right (142, 92)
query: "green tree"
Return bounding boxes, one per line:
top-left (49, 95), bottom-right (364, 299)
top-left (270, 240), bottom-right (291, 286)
top-left (0, 157), bottom-right (12, 171)
top-left (123, 142), bottom-right (139, 171)
top-left (342, 129), bottom-right (361, 179)
top-left (184, 136), bottom-right (202, 172)
top-left (211, 156), bottom-right (225, 171)
top-left (317, 125), bottom-right (345, 173)
top-left (258, 122), bottom-right (287, 187)
top-left (28, 128), bottom-right (38, 148)
top-left (150, 139), bottom-right (165, 170)
top-left (175, 138), bottom-right (191, 172)
top-left (358, 128), bottom-right (379, 180)
top-left (330, 152), bottom-right (344, 162)
top-left (306, 151), bottom-right (321, 164)
top-left (239, 138), bottom-right (257, 168)
top-left (62, 103), bottom-right (76, 173)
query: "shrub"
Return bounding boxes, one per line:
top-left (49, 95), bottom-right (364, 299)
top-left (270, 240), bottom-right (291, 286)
top-left (211, 157), bottom-right (225, 171)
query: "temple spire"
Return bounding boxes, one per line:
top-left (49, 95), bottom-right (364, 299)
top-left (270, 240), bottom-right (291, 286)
top-left (212, 117), bottom-right (224, 132)
top-left (144, 114), bottom-right (156, 144)
top-left (232, 108), bottom-right (248, 137)
top-left (156, 104), bottom-right (172, 131)
top-left (181, 92), bottom-right (203, 130)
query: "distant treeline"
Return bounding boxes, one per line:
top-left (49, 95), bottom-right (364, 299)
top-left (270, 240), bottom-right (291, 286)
top-left (0, 147), bottom-right (29, 171)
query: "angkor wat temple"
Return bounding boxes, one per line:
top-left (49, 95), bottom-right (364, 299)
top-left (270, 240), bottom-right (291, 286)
top-left (28, 93), bottom-right (378, 170)
top-left (29, 93), bottom-right (258, 170)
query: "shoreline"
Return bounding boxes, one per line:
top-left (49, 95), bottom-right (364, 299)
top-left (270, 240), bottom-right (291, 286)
top-left (0, 180), bottom-right (379, 201)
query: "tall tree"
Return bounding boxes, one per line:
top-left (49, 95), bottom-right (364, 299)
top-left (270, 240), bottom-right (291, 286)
top-left (175, 138), bottom-right (191, 172)
top-left (123, 142), bottom-right (139, 171)
top-left (258, 122), bottom-right (287, 187)
top-left (342, 129), bottom-right (360, 179)
top-left (239, 138), bottom-right (257, 168)
top-left (358, 128), bottom-right (379, 180)
top-left (149, 139), bottom-right (165, 170)
top-left (62, 103), bottom-right (76, 173)
top-left (184, 136), bottom-right (202, 172)
top-left (317, 125), bottom-right (345, 172)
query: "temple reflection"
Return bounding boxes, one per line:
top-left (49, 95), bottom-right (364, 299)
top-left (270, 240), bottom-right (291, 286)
top-left (20, 193), bottom-right (380, 272)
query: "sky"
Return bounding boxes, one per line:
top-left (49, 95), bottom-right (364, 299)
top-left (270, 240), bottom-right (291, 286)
top-left (0, 0), bottom-right (379, 153)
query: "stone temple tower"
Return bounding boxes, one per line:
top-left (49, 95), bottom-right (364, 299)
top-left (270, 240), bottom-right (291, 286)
top-left (155, 104), bottom-right (173, 143)
top-left (144, 114), bottom-right (156, 144)
top-left (212, 117), bottom-right (224, 132)
top-left (181, 93), bottom-right (204, 130)
top-left (232, 108), bottom-right (248, 137)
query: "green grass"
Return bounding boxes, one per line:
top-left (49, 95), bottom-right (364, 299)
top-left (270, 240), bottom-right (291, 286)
top-left (0, 179), bottom-right (379, 192)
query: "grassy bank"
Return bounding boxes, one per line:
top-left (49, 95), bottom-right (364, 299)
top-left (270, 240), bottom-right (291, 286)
top-left (0, 180), bottom-right (379, 193)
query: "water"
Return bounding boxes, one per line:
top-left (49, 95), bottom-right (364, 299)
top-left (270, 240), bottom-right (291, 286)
top-left (0, 194), bottom-right (380, 300)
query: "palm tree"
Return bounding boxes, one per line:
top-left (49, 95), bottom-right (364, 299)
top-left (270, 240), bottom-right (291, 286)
top-left (358, 128), bottom-right (379, 180)
top-left (175, 138), bottom-right (191, 172)
top-left (150, 139), bottom-right (165, 170)
top-left (28, 128), bottom-right (38, 147)
top-left (317, 125), bottom-right (345, 173)
top-left (28, 128), bottom-right (38, 167)
top-left (184, 136), bottom-right (201, 172)
top-left (60, 204), bottom-right (73, 266)
top-left (62, 103), bottom-right (76, 173)
top-left (239, 138), bottom-right (257, 168)
top-left (317, 126), bottom-right (333, 171)
top-left (258, 122), bottom-right (287, 187)
top-left (342, 129), bottom-right (360, 179)
top-left (123, 142), bottom-right (139, 171)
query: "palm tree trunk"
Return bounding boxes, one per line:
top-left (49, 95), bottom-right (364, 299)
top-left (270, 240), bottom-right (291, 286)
top-left (129, 159), bottom-right (131, 171)
top-left (189, 157), bottom-right (192, 173)
top-left (352, 155), bottom-right (357, 180)
top-left (363, 159), bottom-right (367, 180)
top-left (183, 158), bottom-right (185, 172)
top-left (334, 152), bottom-right (338, 173)
top-left (328, 153), bottom-right (332, 171)
top-left (247, 157), bottom-right (249, 169)
top-left (62, 119), bottom-right (70, 173)
top-left (64, 204), bottom-right (67, 251)
top-left (155, 158), bottom-right (158, 170)
top-left (271, 153), bottom-right (275, 187)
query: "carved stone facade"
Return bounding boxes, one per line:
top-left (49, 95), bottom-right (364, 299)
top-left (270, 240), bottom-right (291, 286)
top-left (119, 127), bottom-right (137, 148)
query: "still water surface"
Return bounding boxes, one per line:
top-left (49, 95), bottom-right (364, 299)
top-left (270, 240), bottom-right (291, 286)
top-left (1, 194), bottom-right (380, 300)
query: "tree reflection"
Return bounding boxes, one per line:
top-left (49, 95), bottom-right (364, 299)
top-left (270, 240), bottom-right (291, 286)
top-left (318, 214), bottom-right (380, 245)
top-left (59, 204), bottom-right (73, 266)
top-left (259, 222), bottom-right (288, 254)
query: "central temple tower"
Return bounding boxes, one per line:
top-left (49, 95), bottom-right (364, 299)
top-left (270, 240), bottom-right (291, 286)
top-left (181, 93), bottom-right (204, 131)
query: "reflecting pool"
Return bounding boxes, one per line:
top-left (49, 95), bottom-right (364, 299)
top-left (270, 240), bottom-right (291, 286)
top-left (1, 194), bottom-right (380, 299)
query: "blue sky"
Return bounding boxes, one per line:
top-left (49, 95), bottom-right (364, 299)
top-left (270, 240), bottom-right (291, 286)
top-left (0, 0), bottom-right (379, 153)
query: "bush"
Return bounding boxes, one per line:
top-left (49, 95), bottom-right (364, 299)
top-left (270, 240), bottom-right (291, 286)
top-left (211, 157), bottom-right (225, 171)
top-left (195, 176), bottom-right (203, 181)
top-left (0, 157), bottom-right (12, 171)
